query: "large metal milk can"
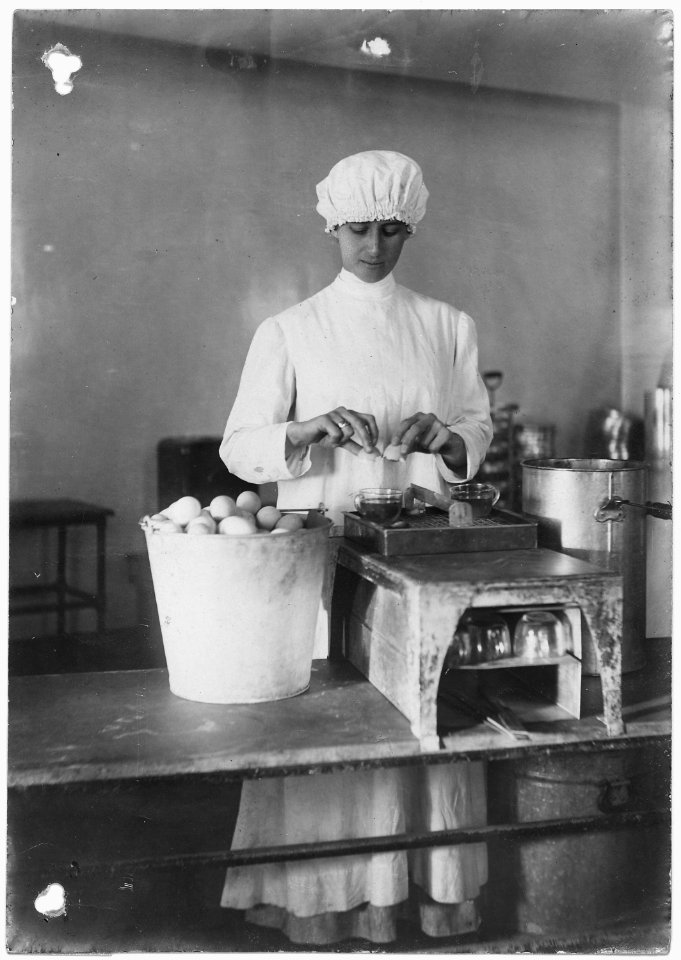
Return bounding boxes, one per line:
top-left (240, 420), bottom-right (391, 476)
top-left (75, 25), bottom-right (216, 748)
top-left (521, 459), bottom-right (647, 674)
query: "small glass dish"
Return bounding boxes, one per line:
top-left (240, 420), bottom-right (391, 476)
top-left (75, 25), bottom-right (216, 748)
top-left (449, 482), bottom-right (500, 519)
top-left (444, 622), bottom-right (474, 668)
top-left (353, 488), bottom-right (403, 524)
top-left (513, 610), bottom-right (567, 660)
top-left (445, 612), bottom-right (512, 668)
top-left (480, 615), bottom-right (513, 661)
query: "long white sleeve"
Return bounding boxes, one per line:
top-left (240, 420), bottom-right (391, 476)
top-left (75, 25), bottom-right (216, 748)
top-left (220, 317), bottom-right (312, 484)
top-left (437, 311), bottom-right (493, 484)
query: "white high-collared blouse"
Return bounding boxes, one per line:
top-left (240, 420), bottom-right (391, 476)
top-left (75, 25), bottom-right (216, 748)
top-left (221, 268), bottom-right (492, 525)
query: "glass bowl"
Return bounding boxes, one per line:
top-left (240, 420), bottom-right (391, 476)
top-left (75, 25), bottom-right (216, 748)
top-left (513, 610), bottom-right (567, 660)
top-left (449, 482), bottom-right (500, 519)
top-left (446, 612), bottom-right (512, 667)
top-left (353, 488), bottom-right (403, 524)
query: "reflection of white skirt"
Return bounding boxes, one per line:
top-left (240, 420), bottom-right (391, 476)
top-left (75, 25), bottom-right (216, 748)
top-left (220, 762), bottom-right (488, 934)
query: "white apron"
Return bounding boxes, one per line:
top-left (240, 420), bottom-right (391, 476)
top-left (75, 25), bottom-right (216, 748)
top-left (219, 268), bottom-right (492, 941)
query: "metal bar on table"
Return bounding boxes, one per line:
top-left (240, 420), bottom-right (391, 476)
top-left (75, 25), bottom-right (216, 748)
top-left (41, 808), bottom-right (669, 876)
top-left (7, 728), bottom-right (672, 791)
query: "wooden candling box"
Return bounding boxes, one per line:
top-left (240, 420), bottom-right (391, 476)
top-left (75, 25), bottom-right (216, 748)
top-left (332, 544), bottom-right (601, 747)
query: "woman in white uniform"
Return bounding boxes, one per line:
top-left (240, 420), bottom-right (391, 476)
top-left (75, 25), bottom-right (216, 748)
top-left (220, 150), bottom-right (493, 945)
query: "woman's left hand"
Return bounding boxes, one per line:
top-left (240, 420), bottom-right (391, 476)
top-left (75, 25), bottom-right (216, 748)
top-left (391, 413), bottom-right (467, 468)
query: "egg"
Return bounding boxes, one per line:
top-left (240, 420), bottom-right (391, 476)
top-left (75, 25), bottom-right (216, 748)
top-left (143, 514), bottom-right (184, 534)
top-left (208, 495), bottom-right (237, 521)
top-left (256, 505), bottom-right (282, 530)
top-left (381, 443), bottom-right (406, 462)
top-left (186, 516), bottom-right (216, 535)
top-left (162, 496), bottom-right (202, 526)
top-left (218, 515), bottom-right (257, 536)
top-left (155, 518), bottom-right (184, 534)
top-left (235, 490), bottom-right (262, 515)
top-left (197, 513), bottom-right (218, 533)
top-left (274, 513), bottom-right (305, 533)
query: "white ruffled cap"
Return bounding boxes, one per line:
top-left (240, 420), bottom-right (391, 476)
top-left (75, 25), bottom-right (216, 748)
top-left (316, 150), bottom-right (429, 234)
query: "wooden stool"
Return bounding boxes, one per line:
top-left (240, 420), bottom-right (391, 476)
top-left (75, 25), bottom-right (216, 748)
top-left (10, 499), bottom-right (114, 636)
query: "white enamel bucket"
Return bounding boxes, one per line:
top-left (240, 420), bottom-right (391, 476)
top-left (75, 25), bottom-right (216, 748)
top-left (143, 511), bottom-right (332, 703)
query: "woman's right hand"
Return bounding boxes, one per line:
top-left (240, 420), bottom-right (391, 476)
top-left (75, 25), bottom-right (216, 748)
top-left (286, 407), bottom-right (378, 453)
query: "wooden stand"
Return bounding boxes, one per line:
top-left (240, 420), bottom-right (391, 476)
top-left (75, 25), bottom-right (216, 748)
top-left (332, 544), bottom-right (624, 748)
top-left (9, 499), bottom-right (114, 635)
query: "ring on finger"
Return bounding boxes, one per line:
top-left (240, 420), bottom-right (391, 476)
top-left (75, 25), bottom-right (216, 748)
top-left (336, 419), bottom-right (349, 429)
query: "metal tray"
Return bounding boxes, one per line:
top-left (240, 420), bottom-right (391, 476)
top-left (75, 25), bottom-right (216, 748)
top-left (343, 508), bottom-right (538, 556)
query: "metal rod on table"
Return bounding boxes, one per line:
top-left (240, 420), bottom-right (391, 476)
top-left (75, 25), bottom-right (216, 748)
top-left (53, 809), bottom-right (669, 876)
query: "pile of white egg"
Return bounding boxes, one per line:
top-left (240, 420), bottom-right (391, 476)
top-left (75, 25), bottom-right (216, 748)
top-left (143, 493), bottom-right (305, 536)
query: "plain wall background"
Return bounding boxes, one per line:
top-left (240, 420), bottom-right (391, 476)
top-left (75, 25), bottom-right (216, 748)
top-left (10, 12), bottom-right (672, 635)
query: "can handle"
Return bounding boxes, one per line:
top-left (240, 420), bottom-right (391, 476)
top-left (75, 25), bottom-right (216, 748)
top-left (595, 496), bottom-right (672, 522)
top-left (642, 500), bottom-right (673, 520)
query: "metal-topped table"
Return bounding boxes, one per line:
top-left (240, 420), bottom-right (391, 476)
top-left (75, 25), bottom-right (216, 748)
top-left (7, 660), bottom-right (669, 791)
top-left (6, 544), bottom-right (670, 933)
top-left (7, 655), bottom-right (670, 960)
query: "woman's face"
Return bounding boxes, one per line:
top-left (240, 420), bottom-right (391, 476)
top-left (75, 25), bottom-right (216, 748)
top-left (335, 220), bottom-right (410, 283)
